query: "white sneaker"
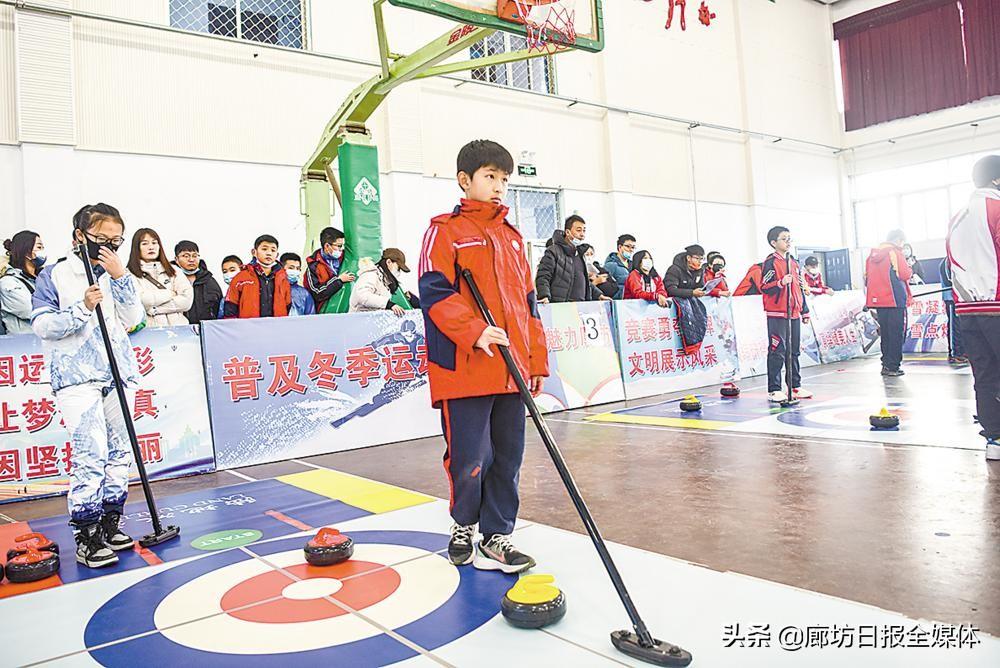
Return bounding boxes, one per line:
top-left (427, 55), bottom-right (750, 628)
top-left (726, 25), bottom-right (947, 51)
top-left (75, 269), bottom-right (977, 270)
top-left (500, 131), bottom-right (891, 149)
top-left (987, 441), bottom-right (1000, 461)
top-left (793, 388), bottom-right (813, 399)
top-left (768, 391), bottom-right (786, 403)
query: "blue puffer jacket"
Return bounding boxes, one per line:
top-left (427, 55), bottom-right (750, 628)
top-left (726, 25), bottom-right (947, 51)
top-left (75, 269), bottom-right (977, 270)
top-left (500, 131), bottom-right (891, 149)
top-left (604, 252), bottom-right (631, 299)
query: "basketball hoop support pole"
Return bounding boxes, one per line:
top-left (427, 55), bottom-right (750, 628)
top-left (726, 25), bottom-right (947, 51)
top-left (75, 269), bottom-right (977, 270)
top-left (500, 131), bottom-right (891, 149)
top-left (300, 0), bottom-right (568, 267)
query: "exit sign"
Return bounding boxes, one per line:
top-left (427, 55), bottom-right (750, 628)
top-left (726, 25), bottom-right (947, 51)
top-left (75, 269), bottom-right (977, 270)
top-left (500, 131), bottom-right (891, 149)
top-left (518, 164), bottom-right (537, 177)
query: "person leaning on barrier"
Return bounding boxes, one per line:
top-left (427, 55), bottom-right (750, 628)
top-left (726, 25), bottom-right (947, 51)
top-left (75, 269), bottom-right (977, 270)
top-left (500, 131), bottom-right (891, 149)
top-left (663, 244), bottom-right (707, 300)
top-left (578, 243), bottom-right (618, 300)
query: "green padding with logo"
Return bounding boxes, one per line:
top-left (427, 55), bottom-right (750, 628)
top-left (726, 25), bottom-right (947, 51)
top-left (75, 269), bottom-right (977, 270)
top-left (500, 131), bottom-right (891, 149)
top-left (323, 138), bottom-right (383, 314)
top-left (191, 529), bottom-right (263, 551)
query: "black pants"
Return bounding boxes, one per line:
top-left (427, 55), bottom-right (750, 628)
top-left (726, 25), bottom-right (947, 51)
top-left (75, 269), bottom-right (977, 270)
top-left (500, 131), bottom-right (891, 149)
top-left (961, 316), bottom-right (1000, 441)
top-left (876, 307), bottom-right (906, 371)
top-left (440, 393), bottom-right (525, 537)
top-left (767, 317), bottom-right (801, 393)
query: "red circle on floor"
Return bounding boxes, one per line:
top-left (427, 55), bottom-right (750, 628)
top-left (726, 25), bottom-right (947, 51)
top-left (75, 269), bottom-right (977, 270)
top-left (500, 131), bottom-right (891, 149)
top-left (221, 561), bottom-right (401, 623)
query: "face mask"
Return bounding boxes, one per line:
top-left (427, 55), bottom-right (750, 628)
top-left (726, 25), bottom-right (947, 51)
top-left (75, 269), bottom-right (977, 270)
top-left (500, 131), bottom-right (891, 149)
top-left (807, 267), bottom-right (819, 275)
top-left (903, 248), bottom-right (912, 259)
top-left (585, 254), bottom-right (595, 263)
top-left (640, 258), bottom-right (654, 273)
top-left (257, 259), bottom-right (276, 270)
top-left (331, 249), bottom-right (343, 259)
top-left (223, 271), bottom-right (238, 285)
top-left (622, 251), bottom-right (633, 261)
top-left (286, 269), bottom-right (301, 284)
top-left (711, 263), bottom-right (724, 273)
top-left (80, 235), bottom-right (116, 261)
top-left (180, 265), bottom-right (199, 276)
top-left (32, 255), bottom-right (47, 268)
top-left (570, 237), bottom-right (584, 247)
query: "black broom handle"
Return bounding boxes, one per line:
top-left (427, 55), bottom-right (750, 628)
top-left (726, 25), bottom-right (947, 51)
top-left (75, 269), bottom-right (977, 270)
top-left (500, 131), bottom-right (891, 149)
top-left (79, 250), bottom-right (166, 536)
top-left (460, 269), bottom-right (656, 646)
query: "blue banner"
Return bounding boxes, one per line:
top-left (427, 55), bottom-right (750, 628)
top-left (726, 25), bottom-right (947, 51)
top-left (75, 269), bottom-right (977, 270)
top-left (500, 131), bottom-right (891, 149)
top-left (0, 326), bottom-right (215, 505)
top-left (614, 298), bottom-right (741, 400)
top-left (201, 312), bottom-right (442, 469)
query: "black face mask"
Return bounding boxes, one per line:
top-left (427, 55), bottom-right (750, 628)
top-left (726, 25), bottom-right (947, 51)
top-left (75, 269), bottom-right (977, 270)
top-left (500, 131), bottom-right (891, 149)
top-left (711, 262), bottom-right (724, 273)
top-left (78, 234), bottom-right (117, 261)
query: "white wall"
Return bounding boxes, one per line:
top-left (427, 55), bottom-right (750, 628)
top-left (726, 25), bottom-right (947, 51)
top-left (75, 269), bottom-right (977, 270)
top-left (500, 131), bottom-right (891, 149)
top-left (1, 0), bottom-right (848, 281)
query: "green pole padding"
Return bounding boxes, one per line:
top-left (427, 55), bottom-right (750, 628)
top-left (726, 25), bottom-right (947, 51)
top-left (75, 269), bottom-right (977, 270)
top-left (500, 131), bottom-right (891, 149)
top-left (389, 286), bottom-right (413, 310)
top-left (323, 134), bottom-right (383, 314)
top-left (302, 177), bottom-right (333, 259)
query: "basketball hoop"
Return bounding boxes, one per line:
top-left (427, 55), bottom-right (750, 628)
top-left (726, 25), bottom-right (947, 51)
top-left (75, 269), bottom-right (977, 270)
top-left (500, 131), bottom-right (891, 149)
top-left (498, 0), bottom-right (577, 52)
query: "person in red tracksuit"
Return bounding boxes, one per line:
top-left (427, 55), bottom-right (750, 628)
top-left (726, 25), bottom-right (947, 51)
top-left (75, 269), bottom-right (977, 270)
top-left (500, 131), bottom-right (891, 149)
top-left (704, 252), bottom-right (731, 297)
top-left (864, 229), bottom-right (912, 376)
top-left (734, 262), bottom-right (763, 296)
top-left (803, 256), bottom-right (834, 296)
top-left (760, 226), bottom-right (812, 402)
top-left (418, 140), bottom-right (549, 574)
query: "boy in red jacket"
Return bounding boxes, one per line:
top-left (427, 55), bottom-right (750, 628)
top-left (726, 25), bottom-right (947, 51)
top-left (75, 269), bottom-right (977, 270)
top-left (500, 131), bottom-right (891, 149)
top-left (223, 234), bottom-right (291, 318)
top-left (803, 256), bottom-right (834, 296)
top-left (864, 229), bottom-right (912, 376)
top-left (418, 140), bottom-right (548, 573)
top-left (760, 226), bottom-right (812, 402)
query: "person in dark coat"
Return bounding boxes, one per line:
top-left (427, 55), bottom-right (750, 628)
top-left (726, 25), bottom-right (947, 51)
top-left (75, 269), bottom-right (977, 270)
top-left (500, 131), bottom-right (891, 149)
top-left (174, 240), bottom-right (223, 325)
top-left (663, 244), bottom-right (707, 299)
top-left (535, 215), bottom-right (601, 303)
top-left (578, 243), bottom-right (619, 300)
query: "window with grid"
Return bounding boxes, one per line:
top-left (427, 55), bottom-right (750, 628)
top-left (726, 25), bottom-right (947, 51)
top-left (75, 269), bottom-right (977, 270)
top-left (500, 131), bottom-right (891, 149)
top-left (169, 0), bottom-right (306, 49)
top-left (506, 186), bottom-right (561, 241)
top-left (470, 33), bottom-right (555, 94)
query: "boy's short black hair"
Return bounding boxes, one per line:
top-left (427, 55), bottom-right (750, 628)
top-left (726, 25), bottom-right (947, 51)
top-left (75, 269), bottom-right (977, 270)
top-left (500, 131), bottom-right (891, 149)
top-left (175, 240), bottom-right (199, 255)
top-left (767, 226), bottom-right (790, 246)
top-left (685, 244), bottom-right (705, 258)
top-left (279, 252), bottom-right (302, 265)
top-left (221, 254), bottom-right (243, 267)
top-left (320, 227), bottom-right (344, 247)
top-left (617, 234), bottom-right (636, 248)
top-left (804, 255), bottom-right (819, 267)
top-left (254, 234), bottom-right (279, 249)
top-left (457, 139), bottom-right (514, 177)
top-left (564, 214), bottom-right (586, 231)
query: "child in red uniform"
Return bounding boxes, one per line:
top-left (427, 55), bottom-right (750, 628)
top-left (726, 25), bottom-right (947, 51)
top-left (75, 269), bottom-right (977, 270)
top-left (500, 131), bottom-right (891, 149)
top-left (223, 235), bottom-right (291, 319)
top-left (803, 256), bottom-right (834, 296)
top-left (704, 252), bottom-right (731, 297)
top-left (418, 140), bottom-right (548, 573)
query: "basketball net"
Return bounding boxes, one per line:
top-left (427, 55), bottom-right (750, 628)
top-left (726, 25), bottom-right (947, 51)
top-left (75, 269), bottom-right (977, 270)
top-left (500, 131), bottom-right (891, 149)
top-left (498, 0), bottom-right (577, 52)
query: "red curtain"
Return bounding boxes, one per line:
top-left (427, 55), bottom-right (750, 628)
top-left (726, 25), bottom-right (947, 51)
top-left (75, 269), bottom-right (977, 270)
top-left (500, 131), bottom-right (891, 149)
top-left (835, 0), bottom-right (968, 131)
top-left (962, 0), bottom-right (1000, 101)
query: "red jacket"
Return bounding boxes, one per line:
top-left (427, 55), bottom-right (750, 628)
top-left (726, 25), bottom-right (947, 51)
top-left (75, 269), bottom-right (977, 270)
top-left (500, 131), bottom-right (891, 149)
top-left (760, 253), bottom-right (808, 319)
top-left (703, 267), bottom-right (729, 297)
top-left (224, 262), bottom-right (291, 318)
top-left (865, 244), bottom-right (912, 309)
top-left (418, 199), bottom-right (548, 407)
top-left (623, 270), bottom-right (669, 302)
top-left (803, 271), bottom-right (829, 295)
top-left (733, 263), bottom-right (762, 296)
top-left (946, 188), bottom-right (1000, 316)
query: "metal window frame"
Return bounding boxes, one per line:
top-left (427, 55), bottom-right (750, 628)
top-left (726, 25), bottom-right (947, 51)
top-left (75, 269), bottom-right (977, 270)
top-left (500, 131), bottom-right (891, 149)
top-left (470, 32), bottom-right (556, 95)
top-left (168, 0), bottom-right (307, 50)
top-left (509, 185), bottom-right (563, 242)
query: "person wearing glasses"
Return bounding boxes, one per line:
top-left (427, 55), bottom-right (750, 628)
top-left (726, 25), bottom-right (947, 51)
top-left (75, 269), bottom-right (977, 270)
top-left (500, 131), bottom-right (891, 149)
top-left (30, 203), bottom-right (146, 569)
top-left (604, 234), bottom-right (636, 299)
top-left (760, 227), bottom-right (812, 402)
top-left (173, 240), bottom-right (223, 325)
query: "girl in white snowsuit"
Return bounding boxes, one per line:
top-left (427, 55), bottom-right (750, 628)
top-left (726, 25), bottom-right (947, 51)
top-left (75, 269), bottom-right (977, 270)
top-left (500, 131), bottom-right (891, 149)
top-left (31, 204), bottom-right (146, 568)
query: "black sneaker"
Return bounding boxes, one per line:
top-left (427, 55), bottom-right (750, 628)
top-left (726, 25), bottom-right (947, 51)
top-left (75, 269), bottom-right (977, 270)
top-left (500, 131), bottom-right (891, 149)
top-left (100, 511), bottom-right (135, 551)
top-left (474, 534), bottom-right (536, 574)
top-left (448, 523), bottom-right (476, 566)
top-left (881, 367), bottom-right (904, 377)
top-left (75, 523), bottom-right (119, 569)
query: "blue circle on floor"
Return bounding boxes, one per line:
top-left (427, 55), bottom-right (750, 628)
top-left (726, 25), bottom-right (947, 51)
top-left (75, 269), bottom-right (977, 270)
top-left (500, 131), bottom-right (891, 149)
top-left (776, 400), bottom-right (907, 430)
top-left (85, 530), bottom-right (515, 666)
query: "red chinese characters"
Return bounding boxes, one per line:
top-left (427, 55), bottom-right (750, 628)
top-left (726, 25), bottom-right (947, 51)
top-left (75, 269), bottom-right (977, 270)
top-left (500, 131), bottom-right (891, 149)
top-left (0, 401), bottom-right (18, 434)
top-left (133, 389), bottom-right (160, 420)
top-left (222, 356), bottom-right (264, 402)
top-left (138, 432), bottom-right (163, 464)
top-left (267, 355), bottom-right (308, 397)
top-left (21, 398), bottom-right (57, 433)
top-left (133, 346), bottom-right (155, 376)
top-left (346, 346), bottom-right (382, 388)
top-left (0, 356), bottom-right (15, 387)
top-left (0, 449), bottom-right (21, 482)
top-left (307, 351), bottom-right (345, 391)
top-left (383, 346), bottom-right (417, 382)
top-left (18, 354), bottom-right (45, 384)
top-left (25, 445), bottom-right (60, 479)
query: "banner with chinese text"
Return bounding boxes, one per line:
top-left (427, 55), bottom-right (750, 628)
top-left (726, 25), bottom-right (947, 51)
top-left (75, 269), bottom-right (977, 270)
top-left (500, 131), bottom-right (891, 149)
top-left (0, 326), bottom-right (215, 505)
top-left (807, 291), bottom-right (879, 363)
top-left (614, 298), bottom-right (740, 400)
top-left (904, 284), bottom-right (949, 353)
top-left (730, 296), bottom-right (821, 379)
top-left (201, 312), bottom-right (441, 469)
top-left (537, 301), bottom-right (625, 412)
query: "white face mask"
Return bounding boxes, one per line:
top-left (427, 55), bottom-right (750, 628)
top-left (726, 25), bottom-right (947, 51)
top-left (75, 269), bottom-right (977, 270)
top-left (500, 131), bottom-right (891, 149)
top-left (570, 237), bottom-right (584, 247)
top-left (640, 258), bottom-right (654, 273)
top-left (223, 271), bottom-right (238, 285)
top-left (585, 254), bottom-right (595, 263)
top-left (285, 269), bottom-right (302, 284)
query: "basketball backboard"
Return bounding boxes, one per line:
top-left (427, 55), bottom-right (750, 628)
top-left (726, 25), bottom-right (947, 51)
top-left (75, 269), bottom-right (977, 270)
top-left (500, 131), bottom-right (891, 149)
top-left (387, 0), bottom-right (605, 52)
